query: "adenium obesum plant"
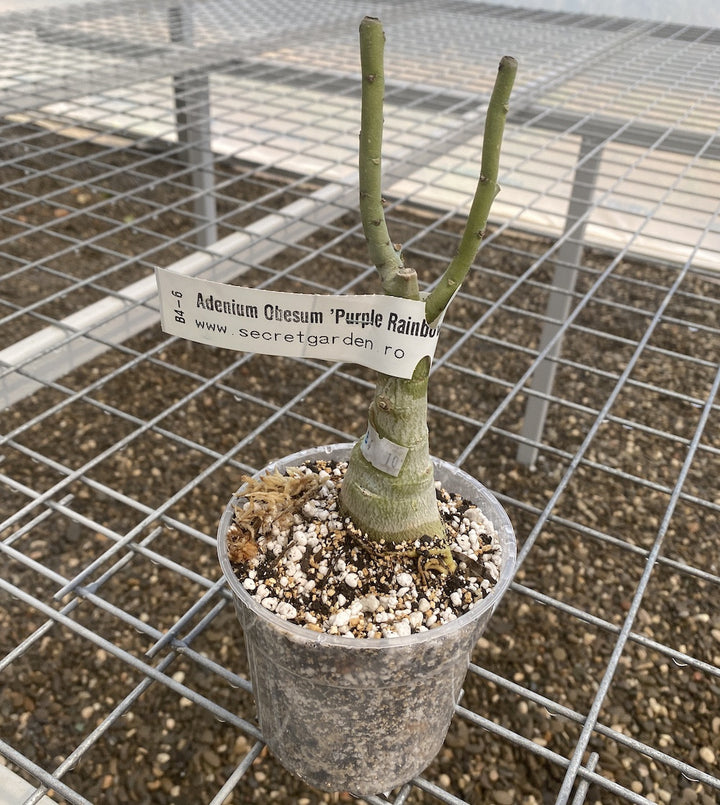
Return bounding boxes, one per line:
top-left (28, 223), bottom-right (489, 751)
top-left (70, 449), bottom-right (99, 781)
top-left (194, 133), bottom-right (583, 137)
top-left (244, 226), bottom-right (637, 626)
top-left (339, 17), bottom-right (517, 570)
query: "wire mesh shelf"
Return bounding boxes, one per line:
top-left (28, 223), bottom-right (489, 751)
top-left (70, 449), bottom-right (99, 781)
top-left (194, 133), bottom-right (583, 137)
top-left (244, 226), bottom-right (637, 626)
top-left (1, 1), bottom-right (719, 803)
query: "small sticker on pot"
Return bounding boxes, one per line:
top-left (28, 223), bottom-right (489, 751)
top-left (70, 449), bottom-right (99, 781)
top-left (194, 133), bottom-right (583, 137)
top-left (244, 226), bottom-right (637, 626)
top-left (155, 268), bottom-right (441, 379)
top-left (360, 423), bottom-right (408, 476)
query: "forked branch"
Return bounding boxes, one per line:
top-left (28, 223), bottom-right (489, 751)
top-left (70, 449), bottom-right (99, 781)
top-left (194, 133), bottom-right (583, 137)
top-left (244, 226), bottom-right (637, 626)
top-left (358, 13), bottom-right (517, 322)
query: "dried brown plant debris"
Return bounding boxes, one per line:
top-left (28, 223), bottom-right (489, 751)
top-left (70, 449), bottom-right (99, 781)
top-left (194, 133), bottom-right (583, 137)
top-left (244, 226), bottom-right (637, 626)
top-left (225, 467), bottom-right (322, 564)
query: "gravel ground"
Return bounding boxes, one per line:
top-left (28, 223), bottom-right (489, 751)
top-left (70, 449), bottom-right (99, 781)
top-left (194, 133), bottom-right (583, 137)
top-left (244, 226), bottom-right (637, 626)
top-left (1, 127), bottom-right (720, 804)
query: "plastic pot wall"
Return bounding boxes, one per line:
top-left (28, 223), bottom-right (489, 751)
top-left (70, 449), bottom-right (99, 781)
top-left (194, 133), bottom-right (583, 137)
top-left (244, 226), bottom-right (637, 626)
top-left (217, 443), bottom-right (516, 795)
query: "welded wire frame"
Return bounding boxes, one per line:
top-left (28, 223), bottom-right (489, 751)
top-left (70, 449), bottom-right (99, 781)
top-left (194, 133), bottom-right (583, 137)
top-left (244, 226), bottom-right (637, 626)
top-left (1, 1), bottom-right (719, 804)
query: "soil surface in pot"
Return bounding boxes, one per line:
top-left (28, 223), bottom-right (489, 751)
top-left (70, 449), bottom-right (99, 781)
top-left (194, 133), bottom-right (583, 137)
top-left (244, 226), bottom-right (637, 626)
top-left (226, 459), bottom-right (502, 638)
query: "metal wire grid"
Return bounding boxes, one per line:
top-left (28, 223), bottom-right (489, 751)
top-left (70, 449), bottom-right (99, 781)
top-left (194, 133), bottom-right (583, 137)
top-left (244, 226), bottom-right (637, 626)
top-left (1, 1), bottom-right (719, 803)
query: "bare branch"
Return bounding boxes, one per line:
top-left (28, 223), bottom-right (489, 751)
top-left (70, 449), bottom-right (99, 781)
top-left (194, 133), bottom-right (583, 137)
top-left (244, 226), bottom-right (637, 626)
top-left (424, 55), bottom-right (517, 324)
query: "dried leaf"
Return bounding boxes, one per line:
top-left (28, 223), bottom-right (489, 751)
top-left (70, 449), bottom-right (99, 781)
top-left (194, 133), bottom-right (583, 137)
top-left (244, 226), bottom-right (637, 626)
top-left (226, 468), bottom-right (321, 564)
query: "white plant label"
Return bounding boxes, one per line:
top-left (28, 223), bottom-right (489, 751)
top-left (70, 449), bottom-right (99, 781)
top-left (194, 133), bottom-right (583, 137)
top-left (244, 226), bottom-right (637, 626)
top-left (155, 268), bottom-right (441, 379)
top-left (360, 422), bottom-right (409, 477)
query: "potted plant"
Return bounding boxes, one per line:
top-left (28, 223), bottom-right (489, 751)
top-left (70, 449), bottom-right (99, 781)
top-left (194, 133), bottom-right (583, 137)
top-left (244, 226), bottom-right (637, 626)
top-left (217, 17), bottom-right (518, 796)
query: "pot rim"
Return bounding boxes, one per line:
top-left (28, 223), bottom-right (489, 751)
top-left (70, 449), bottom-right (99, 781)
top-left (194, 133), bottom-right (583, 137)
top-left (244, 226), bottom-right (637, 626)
top-left (217, 442), bottom-right (516, 650)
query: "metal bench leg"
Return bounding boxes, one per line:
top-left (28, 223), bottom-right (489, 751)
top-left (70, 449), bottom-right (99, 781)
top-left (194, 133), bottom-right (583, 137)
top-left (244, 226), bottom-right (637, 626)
top-left (169, 5), bottom-right (218, 248)
top-left (517, 135), bottom-right (603, 467)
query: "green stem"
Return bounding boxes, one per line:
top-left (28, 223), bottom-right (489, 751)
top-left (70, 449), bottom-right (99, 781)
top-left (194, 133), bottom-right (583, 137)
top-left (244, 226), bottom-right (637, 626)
top-left (358, 16), bottom-right (418, 300)
top-left (424, 55), bottom-right (517, 325)
top-left (341, 18), bottom-right (515, 573)
top-left (342, 17), bottom-right (445, 550)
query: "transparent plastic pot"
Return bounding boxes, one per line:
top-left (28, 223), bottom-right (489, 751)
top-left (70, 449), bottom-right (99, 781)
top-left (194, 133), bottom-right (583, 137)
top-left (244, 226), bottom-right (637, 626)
top-left (217, 444), bottom-right (516, 795)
